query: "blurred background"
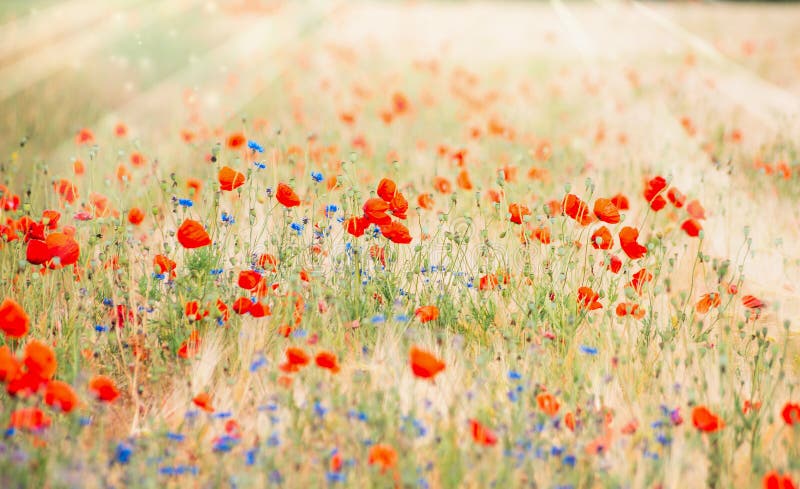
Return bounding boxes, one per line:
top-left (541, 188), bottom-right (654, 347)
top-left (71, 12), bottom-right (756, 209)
top-left (1, 0), bottom-right (799, 171)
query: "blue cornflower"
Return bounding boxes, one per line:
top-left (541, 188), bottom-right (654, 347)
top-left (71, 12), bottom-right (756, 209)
top-left (166, 432), bottom-right (185, 442)
top-left (327, 471), bottom-right (346, 483)
top-left (212, 435), bottom-right (239, 452)
top-left (245, 448), bottom-right (258, 466)
top-left (115, 442), bottom-right (133, 464)
top-left (247, 140), bottom-right (264, 153)
top-left (249, 355), bottom-right (267, 372)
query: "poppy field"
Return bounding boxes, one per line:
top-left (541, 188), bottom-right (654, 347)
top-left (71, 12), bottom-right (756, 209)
top-left (2, 1), bottom-right (800, 488)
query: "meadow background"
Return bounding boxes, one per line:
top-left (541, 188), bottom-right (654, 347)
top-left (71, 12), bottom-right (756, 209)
top-left (1, 0), bottom-right (800, 488)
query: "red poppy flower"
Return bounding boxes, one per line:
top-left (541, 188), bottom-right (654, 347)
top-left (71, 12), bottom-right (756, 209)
top-left (629, 268), bottom-right (653, 294)
top-left (433, 176), bottom-right (452, 194)
top-left (24, 340), bottom-right (56, 380)
top-left (479, 274), bottom-right (499, 291)
top-left (226, 132), bottom-right (246, 149)
top-left (249, 301), bottom-right (270, 318)
top-left (486, 189), bottom-right (502, 204)
top-left (238, 270), bottom-right (263, 290)
top-left (330, 453), bottom-right (343, 473)
top-left (763, 471), bottom-right (797, 489)
top-left (184, 301), bottom-right (208, 321)
top-left (667, 188), bottom-right (686, 208)
top-left (389, 92), bottom-right (410, 115)
top-left (368, 443), bottom-right (398, 473)
top-left (409, 346), bottom-right (445, 380)
top-left (643, 176), bottom-right (667, 211)
top-left (345, 216), bottom-right (369, 237)
top-left (257, 253), bottom-right (278, 271)
top-left (0, 345), bottom-right (20, 382)
top-left (114, 123), bottom-right (128, 137)
top-left (369, 245), bottom-right (386, 267)
top-left (681, 219), bottom-right (702, 237)
top-left (0, 298), bottom-right (30, 339)
top-left (610, 193), bottom-right (629, 211)
top-left (216, 299), bottom-right (229, 323)
top-left (615, 302), bottom-right (645, 319)
top-left (8, 407), bottom-right (51, 432)
top-left (44, 380), bottom-right (79, 413)
top-left (379, 221), bottom-right (412, 244)
top-left (590, 226), bottom-right (613, 250)
top-left (577, 286), bottom-right (602, 310)
top-left (415, 305), bottom-right (439, 323)
top-left (619, 226), bottom-right (647, 259)
top-left (280, 346), bottom-right (310, 373)
top-left (389, 192), bottom-right (408, 219)
top-left (41, 209), bottom-right (60, 229)
top-left (276, 183), bottom-right (301, 208)
top-left (687, 199), bottom-right (706, 220)
top-left (219, 166), bottom-right (246, 191)
top-left (607, 254), bottom-right (622, 273)
top-left (130, 151), bottom-right (146, 167)
top-left (593, 198), bottom-right (620, 224)
top-left (469, 419), bottom-right (498, 446)
top-left (509, 203), bottom-right (531, 225)
top-left (232, 297), bottom-right (253, 315)
top-left (742, 295), bottom-right (766, 309)
top-left (75, 128), bottom-right (94, 145)
top-left (692, 405), bottom-right (724, 432)
top-left (563, 194), bottom-right (595, 226)
top-left (128, 207), bottom-right (145, 225)
top-left (54, 179), bottom-right (79, 204)
top-left (363, 198), bottom-right (391, 225)
top-left (154, 254), bottom-right (176, 278)
top-left (536, 392), bottom-right (560, 416)
top-left (315, 351), bottom-right (340, 373)
top-left (89, 375), bottom-right (120, 403)
top-left (742, 400), bottom-right (761, 415)
top-left (187, 178), bottom-right (203, 197)
top-left (193, 392), bottom-right (215, 413)
top-left (564, 412), bottom-right (576, 432)
top-left (46, 232), bottom-right (80, 268)
top-left (696, 293), bottom-right (721, 313)
top-left (781, 402), bottom-right (800, 425)
top-left (530, 226), bottom-right (551, 244)
top-left (20, 217), bottom-right (45, 242)
top-left (457, 170), bottom-right (473, 190)
top-left (6, 369), bottom-right (46, 397)
top-left (377, 178), bottom-right (397, 202)
top-left (177, 219), bottom-right (211, 249)
top-left (177, 329), bottom-right (201, 358)
top-left (417, 193), bottom-right (434, 210)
